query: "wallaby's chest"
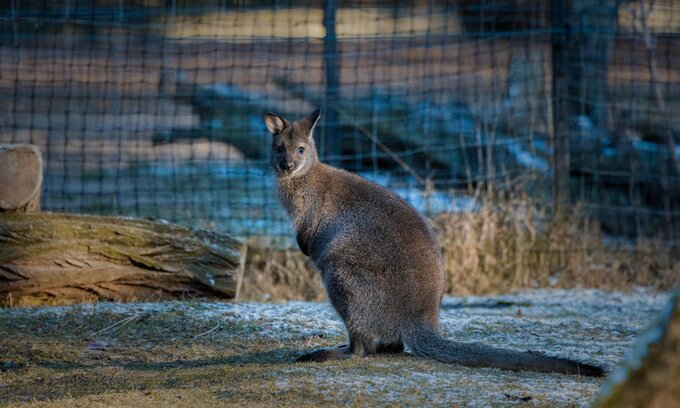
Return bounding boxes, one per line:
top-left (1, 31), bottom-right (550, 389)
top-left (276, 178), bottom-right (328, 254)
top-left (277, 181), bottom-right (319, 219)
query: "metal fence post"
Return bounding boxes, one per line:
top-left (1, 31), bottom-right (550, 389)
top-left (323, 0), bottom-right (340, 166)
top-left (551, 0), bottom-right (571, 209)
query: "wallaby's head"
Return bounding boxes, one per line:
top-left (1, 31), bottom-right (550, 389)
top-left (264, 109), bottom-right (320, 178)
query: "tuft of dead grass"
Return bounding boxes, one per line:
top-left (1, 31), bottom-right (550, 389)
top-left (240, 237), bottom-right (326, 302)
top-left (436, 191), bottom-right (679, 295)
top-left (241, 191), bottom-right (679, 301)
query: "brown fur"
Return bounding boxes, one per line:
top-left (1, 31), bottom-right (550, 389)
top-left (264, 110), bottom-right (604, 376)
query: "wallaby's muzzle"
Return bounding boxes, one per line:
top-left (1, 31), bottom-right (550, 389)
top-left (277, 161), bottom-right (294, 173)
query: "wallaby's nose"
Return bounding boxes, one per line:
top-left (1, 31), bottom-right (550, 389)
top-left (280, 162), bottom-right (293, 171)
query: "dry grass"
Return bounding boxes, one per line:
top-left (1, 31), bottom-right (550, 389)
top-left (436, 191), bottom-right (679, 296)
top-left (240, 192), bottom-right (679, 302)
top-left (240, 237), bottom-right (326, 302)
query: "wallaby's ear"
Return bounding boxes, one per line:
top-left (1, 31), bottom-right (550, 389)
top-left (299, 109), bottom-right (321, 137)
top-left (264, 112), bottom-right (289, 135)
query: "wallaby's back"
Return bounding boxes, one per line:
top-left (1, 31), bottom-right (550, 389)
top-left (265, 109), bottom-right (604, 377)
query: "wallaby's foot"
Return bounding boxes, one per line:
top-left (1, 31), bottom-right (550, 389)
top-left (296, 345), bottom-right (351, 363)
top-left (375, 342), bottom-right (404, 354)
top-left (297, 340), bottom-right (404, 362)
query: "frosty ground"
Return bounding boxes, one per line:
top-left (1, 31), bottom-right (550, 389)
top-left (0, 289), bottom-right (669, 407)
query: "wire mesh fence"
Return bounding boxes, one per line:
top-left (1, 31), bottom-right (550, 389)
top-left (1, 0), bottom-right (679, 242)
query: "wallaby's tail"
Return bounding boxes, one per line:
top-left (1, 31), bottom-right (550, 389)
top-left (404, 325), bottom-right (604, 377)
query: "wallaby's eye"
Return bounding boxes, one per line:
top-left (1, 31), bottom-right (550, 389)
top-left (298, 147), bottom-right (305, 154)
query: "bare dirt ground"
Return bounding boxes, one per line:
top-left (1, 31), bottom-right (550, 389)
top-left (0, 289), bottom-right (669, 407)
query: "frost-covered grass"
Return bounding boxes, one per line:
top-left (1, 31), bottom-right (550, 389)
top-left (0, 289), bottom-right (670, 407)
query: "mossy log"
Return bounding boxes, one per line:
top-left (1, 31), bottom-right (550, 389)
top-left (0, 212), bottom-right (244, 306)
top-left (593, 284), bottom-right (680, 408)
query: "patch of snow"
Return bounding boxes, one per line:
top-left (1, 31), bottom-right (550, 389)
top-left (576, 115), bottom-right (594, 131)
top-left (205, 118), bottom-right (222, 129)
top-left (505, 141), bottom-right (551, 173)
top-left (631, 139), bottom-right (662, 153)
top-left (531, 139), bottom-right (552, 155)
top-left (602, 147), bottom-right (618, 157)
top-left (359, 172), bottom-right (477, 214)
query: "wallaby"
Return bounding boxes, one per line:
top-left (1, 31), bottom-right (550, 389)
top-left (263, 109), bottom-right (604, 377)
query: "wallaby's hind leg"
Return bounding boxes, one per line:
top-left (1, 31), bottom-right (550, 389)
top-left (295, 344), bottom-right (351, 363)
top-left (349, 332), bottom-right (377, 356)
top-left (375, 342), bottom-right (404, 354)
top-left (296, 332), bottom-right (374, 362)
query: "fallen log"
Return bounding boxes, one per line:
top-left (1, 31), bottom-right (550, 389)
top-left (0, 212), bottom-right (244, 306)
